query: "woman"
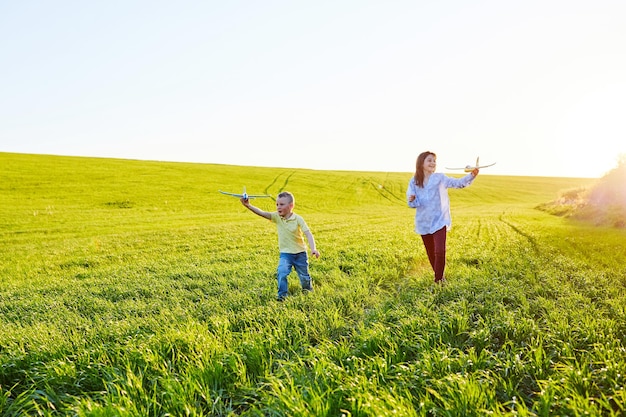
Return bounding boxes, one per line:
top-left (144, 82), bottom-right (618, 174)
top-left (406, 151), bottom-right (479, 283)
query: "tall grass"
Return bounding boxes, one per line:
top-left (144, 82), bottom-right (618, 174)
top-left (1, 152), bottom-right (625, 416)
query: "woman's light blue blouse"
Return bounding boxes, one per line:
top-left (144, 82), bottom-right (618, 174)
top-left (406, 173), bottom-right (475, 235)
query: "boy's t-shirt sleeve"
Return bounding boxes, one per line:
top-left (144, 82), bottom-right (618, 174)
top-left (297, 215), bottom-right (310, 233)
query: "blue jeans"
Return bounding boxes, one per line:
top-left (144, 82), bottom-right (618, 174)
top-left (277, 252), bottom-right (313, 298)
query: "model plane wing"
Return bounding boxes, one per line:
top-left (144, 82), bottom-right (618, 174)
top-left (219, 190), bottom-right (245, 197)
top-left (445, 162), bottom-right (497, 171)
top-left (474, 162), bottom-right (496, 169)
top-left (219, 187), bottom-right (271, 199)
top-left (445, 157), bottom-right (496, 172)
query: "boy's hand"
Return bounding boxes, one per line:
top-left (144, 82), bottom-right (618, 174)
top-left (240, 197), bottom-right (250, 206)
top-left (311, 249), bottom-right (320, 258)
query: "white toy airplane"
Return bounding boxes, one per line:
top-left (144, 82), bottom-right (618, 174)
top-left (445, 157), bottom-right (496, 172)
top-left (219, 186), bottom-right (271, 200)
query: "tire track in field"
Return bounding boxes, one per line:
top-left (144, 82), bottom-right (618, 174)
top-left (264, 170), bottom-right (320, 211)
top-left (264, 171), bottom-right (297, 198)
top-left (276, 171), bottom-right (296, 193)
top-left (499, 215), bottom-right (540, 254)
top-left (368, 178), bottom-right (406, 205)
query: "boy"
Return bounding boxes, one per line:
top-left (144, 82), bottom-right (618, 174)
top-left (241, 191), bottom-right (320, 301)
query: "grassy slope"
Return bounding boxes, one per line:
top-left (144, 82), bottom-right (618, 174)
top-left (1, 152), bottom-right (625, 416)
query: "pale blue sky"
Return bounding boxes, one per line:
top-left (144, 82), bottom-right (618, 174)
top-left (1, 1), bottom-right (625, 178)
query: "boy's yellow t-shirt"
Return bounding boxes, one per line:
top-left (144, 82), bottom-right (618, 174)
top-left (270, 212), bottom-right (310, 254)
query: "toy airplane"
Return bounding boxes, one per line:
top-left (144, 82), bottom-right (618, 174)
top-left (218, 186), bottom-right (271, 200)
top-left (445, 157), bottom-right (496, 172)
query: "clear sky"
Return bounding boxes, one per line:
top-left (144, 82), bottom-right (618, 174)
top-left (1, 1), bottom-right (625, 178)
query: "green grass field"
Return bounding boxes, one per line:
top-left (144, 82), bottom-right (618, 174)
top-left (1, 152), bottom-right (625, 416)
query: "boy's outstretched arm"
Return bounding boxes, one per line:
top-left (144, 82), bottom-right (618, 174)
top-left (304, 230), bottom-right (320, 258)
top-left (240, 198), bottom-right (271, 220)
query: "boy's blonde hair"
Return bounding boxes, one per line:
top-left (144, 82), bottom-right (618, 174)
top-left (277, 191), bottom-right (294, 204)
